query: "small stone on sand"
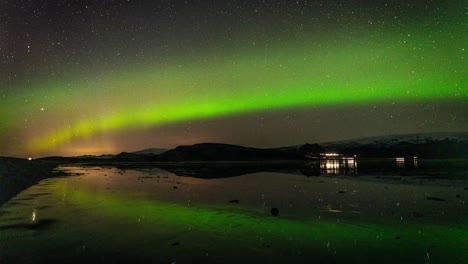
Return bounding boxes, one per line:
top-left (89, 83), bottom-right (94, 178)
top-left (270, 208), bottom-right (279, 216)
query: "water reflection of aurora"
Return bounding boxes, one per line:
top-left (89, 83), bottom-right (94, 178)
top-left (42, 177), bottom-right (467, 263)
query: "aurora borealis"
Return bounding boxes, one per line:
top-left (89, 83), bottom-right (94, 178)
top-left (1, 1), bottom-right (467, 157)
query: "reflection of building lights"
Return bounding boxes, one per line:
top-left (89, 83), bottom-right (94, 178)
top-left (321, 160), bottom-right (341, 174)
top-left (32, 209), bottom-right (37, 222)
top-left (319, 156), bottom-right (358, 175)
top-left (395, 157), bottom-right (405, 168)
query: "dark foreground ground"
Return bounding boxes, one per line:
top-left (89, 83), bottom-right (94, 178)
top-left (0, 158), bottom-right (68, 206)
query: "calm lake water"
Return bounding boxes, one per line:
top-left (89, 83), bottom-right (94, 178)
top-left (0, 159), bottom-right (467, 263)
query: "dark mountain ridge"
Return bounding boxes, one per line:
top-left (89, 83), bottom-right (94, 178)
top-left (153, 143), bottom-right (309, 161)
top-left (33, 132), bottom-right (468, 162)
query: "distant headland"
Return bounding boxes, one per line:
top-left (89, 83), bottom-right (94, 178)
top-left (30, 132), bottom-right (468, 162)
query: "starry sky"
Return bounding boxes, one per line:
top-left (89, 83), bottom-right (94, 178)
top-left (1, 0), bottom-right (467, 157)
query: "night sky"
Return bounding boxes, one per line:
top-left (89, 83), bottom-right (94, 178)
top-left (1, 0), bottom-right (467, 157)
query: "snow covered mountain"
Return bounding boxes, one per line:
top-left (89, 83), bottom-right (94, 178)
top-left (318, 132), bottom-right (468, 158)
top-left (321, 132), bottom-right (468, 148)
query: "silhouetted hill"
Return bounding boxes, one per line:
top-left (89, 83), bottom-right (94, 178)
top-left (154, 143), bottom-right (307, 161)
top-left (298, 143), bottom-right (324, 156)
top-left (112, 152), bottom-right (152, 161)
top-left (35, 132), bottom-right (468, 162)
top-left (76, 154), bottom-right (115, 159)
top-left (131, 148), bottom-right (167, 155)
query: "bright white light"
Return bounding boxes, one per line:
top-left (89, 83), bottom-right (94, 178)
top-left (396, 157), bottom-right (405, 168)
top-left (31, 209), bottom-right (36, 222)
top-left (28, 157), bottom-right (32, 161)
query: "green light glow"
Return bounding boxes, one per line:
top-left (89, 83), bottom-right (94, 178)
top-left (1, 167), bottom-right (467, 262)
top-left (1, 30), bottom-right (466, 153)
top-left (46, 180), bottom-right (467, 263)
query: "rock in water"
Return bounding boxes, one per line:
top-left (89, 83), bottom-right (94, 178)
top-left (426, 196), bottom-right (446, 202)
top-left (270, 208), bottom-right (279, 216)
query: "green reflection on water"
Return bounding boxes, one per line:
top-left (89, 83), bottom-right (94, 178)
top-left (34, 177), bottom-right (467, 263)
top-left (1, 164), bottom-right (467, 263)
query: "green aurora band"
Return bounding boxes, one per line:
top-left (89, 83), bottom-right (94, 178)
top-left (2, 29), bottom-right (466, 153)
